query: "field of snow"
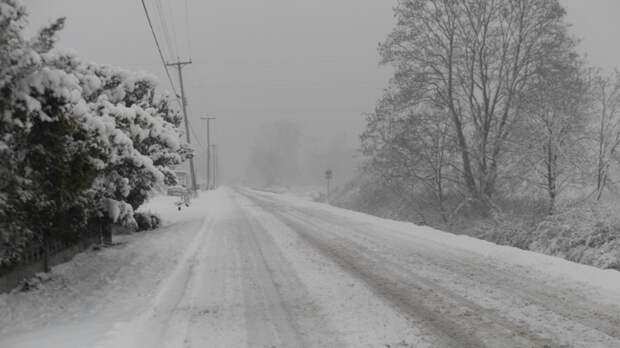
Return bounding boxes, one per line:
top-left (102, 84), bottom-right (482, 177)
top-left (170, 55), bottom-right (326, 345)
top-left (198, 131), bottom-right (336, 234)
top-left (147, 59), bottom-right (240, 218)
top-left (1, 187), bottom-right (619, 347)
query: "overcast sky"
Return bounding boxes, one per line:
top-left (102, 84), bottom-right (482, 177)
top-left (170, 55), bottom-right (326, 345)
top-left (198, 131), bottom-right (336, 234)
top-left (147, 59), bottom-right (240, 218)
top-left (24, 0), bottom-right (620, 185)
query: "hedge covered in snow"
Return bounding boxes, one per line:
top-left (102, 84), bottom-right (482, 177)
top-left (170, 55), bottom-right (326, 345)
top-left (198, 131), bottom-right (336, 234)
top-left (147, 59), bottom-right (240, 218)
top-left (0, 0), bottom-right (190, 266)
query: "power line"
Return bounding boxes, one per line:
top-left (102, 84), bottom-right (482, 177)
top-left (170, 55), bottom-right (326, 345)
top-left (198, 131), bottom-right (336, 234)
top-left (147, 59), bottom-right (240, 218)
top-left (188, 120), bottom-right (203, 148)
top-left (139, 0), bottom-right (179, 97)
top-left (164, 0), bottom-right (180, 57)
top-left (142, 0), bottom-right (201, 191)
top-left (184, 0), bottom-right (192, 57)
top-left (152, 0), bottom-right (176, 59)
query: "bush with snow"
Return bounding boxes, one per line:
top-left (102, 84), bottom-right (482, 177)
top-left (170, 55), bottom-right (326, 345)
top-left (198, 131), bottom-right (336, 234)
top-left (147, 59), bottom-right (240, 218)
top-left (531, 201), bottom-right (620, 270)
top-left (134, 212), bottom-right (162, 232)
top-left (334, 174), bottom-right (620, 270)
top-left (0, 0), bottom-right (189, 266)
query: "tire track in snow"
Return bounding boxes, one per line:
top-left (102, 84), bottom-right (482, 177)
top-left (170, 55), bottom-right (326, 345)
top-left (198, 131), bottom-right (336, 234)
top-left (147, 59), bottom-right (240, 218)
top-left (239, 189), bottom-right (565, 348)
top-left (281, 200), bottom-right (620, 346)
top-left (322, 210), bottom-right (620, 342)
top-left (94, 216), bottom-right (215, 348)
top-left (241, 188), bottom-right (620, 347)
top-left (154, 189), bottom-right (344, 347)
top-left (238, 190), bottom-right (484, 347)
top-left (235, 190), bottom-right (432, 347)
top-left (229, 191), bottom-right (344, 347)
top-left (182, 211), bottom-right (247, 347)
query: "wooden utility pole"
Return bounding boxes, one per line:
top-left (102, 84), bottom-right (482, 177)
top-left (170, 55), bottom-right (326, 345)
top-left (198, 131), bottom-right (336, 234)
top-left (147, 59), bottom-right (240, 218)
top-left (201, 116), bottom-right (216, 190)
top-left (212, 144), bottom-right (217, 188)
top-left (166, 59), bottom-right (197, 193)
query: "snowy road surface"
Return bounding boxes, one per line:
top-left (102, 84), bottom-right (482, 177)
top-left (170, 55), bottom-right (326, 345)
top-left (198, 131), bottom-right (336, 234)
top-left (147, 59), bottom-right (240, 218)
top-left (2, 187), bottom-right (620, 347)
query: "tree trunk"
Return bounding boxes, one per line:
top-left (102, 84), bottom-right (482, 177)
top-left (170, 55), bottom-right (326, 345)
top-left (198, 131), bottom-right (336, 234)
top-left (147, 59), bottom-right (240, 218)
top-left (42, 230), bottom-right (50, 273)
top-left (545, 141), bottom-right (557, 215)
top-left (102, 219), bottom-right (113, 245)
top-left (596, 84), bottom-right (608, 201)
top-left (435, 174), bottom-right (449, 224)
top-left (449, 112), bottom-right (478, 197)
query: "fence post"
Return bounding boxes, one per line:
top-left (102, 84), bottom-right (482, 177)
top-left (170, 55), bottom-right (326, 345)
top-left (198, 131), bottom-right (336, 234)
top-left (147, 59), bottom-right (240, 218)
top-left (42, 231), bottom-right (50, 273)
top-left (102, 219), bottom-right (112, 245)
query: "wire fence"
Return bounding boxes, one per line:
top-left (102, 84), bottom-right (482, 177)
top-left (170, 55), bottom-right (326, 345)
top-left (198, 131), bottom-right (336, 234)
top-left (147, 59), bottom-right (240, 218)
top-left (0, 223), bottom-right (103, 279)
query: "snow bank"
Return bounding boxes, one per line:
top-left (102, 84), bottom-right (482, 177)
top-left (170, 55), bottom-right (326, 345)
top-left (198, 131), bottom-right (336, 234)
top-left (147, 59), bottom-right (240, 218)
top-left (138, 192), bottom-right (212, 226)
top-left (0, 222), bottom-right (201, 347)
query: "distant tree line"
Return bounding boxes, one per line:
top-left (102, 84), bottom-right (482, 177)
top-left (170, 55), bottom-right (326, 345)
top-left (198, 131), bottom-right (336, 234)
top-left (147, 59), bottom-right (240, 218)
top-left (0, 1), bottom-right (190, 267)
top-left (245, 119), bottom-right (358, 188)
top-left (361, 0), bottom-right (620, 222)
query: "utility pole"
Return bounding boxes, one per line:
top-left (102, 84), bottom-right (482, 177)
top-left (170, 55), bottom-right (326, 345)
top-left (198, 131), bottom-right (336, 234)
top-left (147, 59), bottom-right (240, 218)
top-left (201, 116), bottom-right (216, 190)
top-left (212, 144), bottom-right (217, 188)
top-left (166, 59), bottom-right (198, 193)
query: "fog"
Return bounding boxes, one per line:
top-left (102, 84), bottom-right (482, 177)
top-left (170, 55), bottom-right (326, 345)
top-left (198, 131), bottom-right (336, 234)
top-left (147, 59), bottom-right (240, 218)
top-left (25, 0), bottom-right (620, 188)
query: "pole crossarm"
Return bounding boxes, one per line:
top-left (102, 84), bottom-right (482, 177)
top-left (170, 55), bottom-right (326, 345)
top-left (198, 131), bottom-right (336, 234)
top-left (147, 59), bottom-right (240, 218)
top-left (165, 60), bottom-right (192, 67)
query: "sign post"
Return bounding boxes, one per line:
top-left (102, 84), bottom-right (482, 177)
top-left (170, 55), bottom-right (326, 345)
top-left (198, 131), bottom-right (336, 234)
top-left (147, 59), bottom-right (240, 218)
top-left (324, 169), bottom-right (333, 204)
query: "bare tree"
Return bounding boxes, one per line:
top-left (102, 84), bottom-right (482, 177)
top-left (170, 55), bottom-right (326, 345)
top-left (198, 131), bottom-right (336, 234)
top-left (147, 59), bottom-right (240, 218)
top-left (379, 0), bottom-right (572, 206)
top-left (519, 40), bottom-right (589, 213)
top-left (592, 71), bottom-right (620, 200)
top-left (361, 89), bottom-right (458, 223)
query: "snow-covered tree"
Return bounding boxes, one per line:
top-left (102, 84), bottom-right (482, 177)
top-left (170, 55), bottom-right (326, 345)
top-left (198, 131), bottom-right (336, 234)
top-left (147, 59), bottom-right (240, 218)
top-left (42, 48), bottom-right (190, 217)
top-left (514, 32), bottom-right (590, 213)
top-left (361, 88), bottom-right (458, 223)
top-left (590, 71), bottom-right (620, 200)
top-left (379, 0), bottom-right (573, 205)
top-left (0, 0), bottom-right (188, 266)
top-left (0, 1), bottom-right (84, 265)
top-left (82, 61), bottom-right (188, 210)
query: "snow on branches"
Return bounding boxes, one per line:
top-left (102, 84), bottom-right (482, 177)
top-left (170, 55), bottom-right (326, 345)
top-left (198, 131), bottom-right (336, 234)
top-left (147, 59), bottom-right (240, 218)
top-left (0, 0), bottom-right (188, 265)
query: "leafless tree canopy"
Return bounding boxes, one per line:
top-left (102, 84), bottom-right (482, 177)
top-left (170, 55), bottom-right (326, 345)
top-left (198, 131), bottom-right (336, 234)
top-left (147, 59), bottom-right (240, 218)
top-left (363, 0), bottom-right (611, 217)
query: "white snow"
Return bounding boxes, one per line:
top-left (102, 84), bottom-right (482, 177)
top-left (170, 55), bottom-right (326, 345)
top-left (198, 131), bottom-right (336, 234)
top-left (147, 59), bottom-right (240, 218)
top-left (255, 188), bottom-right (620, 302)
top-left (236, 192), bottom-right (430, 347)
top-left (0, 193), bottom-right (217, 348)
top-left (1, 188), bottom-right (620, 347)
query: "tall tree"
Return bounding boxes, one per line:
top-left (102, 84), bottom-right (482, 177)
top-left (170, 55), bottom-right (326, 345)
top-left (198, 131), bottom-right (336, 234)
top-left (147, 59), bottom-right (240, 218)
top-left (591, 71), bottom-right (620, 200)
top-left (518, 37), bottom-right (589, 213)
top-left (361, 89), bottom-right (457, 223)
top-left (379, 0), bottom-right (572, 204)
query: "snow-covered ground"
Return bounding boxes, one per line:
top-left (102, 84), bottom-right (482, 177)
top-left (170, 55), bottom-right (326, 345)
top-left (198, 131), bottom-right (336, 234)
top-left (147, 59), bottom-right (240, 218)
top-left (1, 187), bottom-right (620, 347)
top-left (251, 184), bottom-right (324, 201)
top-left (0, 193), bottom-right (214, 348)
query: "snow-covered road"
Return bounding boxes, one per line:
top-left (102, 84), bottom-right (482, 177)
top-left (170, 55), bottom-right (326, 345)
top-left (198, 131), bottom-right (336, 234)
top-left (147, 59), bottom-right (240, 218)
top-left (2, 187), bottom-right (620, 347)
